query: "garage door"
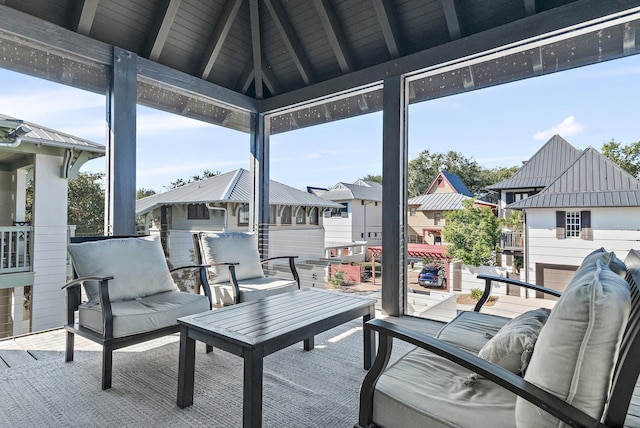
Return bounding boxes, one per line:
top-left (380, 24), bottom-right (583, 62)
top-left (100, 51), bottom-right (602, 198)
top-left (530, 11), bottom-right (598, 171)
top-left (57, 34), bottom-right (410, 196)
top-left (535, 263), bottom-right (578, 299)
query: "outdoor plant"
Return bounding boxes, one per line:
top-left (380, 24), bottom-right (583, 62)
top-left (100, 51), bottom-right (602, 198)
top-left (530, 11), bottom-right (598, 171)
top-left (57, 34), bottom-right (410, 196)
top-left (330, 270), bottom-right (353, 287)
top-left (470, 288), bottom-right (484, 300)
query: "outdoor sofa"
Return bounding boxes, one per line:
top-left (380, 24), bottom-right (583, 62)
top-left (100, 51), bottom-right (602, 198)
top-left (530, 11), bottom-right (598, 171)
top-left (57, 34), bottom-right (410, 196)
top-left (358, 247), bottom-right (640, 428)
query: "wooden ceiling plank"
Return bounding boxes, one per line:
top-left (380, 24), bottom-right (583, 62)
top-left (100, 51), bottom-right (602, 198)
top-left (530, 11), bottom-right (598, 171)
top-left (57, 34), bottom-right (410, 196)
top-left (312, 0), bottom-right (354, 73)
top-left (372, 0), bottom-right (400, 58)
top-left (74, 0), bottom-right (99, 36)
top-left (249, 0), bottom-right (263, 99)
top-left (198, 0), bottom-right (242, 80)
top-left (264, 0), bottom-right (316, 85)
top-left (441, 0), bottom-right (462, 40)
top-left (146, 0), bottom-right (181, 61)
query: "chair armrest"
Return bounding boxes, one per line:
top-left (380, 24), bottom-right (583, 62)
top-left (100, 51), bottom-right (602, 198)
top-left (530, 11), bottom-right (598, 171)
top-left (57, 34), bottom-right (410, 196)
top-left (474, 274), bottom-right (561, 312)
top-left (358, 319), bottom-right (605, 428)
top-left (261, 255), bottom-right (300, 289)
top-left (169, 264), bottom-right (214, 309)
top-left (61, 275), bottom-right (116, 338)
top-left (61, 275), bottom-right (114, 290)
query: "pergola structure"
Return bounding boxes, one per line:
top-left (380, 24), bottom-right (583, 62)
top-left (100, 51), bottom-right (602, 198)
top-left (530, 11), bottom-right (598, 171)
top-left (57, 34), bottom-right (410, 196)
top-left (1, 0), bottom-right (639, 316)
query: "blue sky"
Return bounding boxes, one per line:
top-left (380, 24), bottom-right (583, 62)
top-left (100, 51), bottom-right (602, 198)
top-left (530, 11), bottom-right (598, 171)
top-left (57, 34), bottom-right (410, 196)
top-left (1, 53), bottom-right (639, 192)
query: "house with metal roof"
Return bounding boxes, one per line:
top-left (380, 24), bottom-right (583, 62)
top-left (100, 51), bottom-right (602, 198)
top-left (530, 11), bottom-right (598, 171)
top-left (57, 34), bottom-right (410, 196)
top-left (506, 146), bottom-right (640, 296)
top-left (408, 171), bottom-right (496, 246)
top-left (0, 114), bottom-right (104, 338)
top-left (136, 168), bottom-right (342, 288)
top-left (315, 180), bottom-right (382, 258)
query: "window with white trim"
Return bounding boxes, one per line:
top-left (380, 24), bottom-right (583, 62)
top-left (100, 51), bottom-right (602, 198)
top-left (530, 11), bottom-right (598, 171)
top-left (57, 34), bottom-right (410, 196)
top-left (296, 207), bottom-right (306, 224)
top-left (566, 211), bottom-right (581, 238)
top-left (238, 203), bottom-right (249, 226)
top-left (281, 206), bottom-right (292, 225)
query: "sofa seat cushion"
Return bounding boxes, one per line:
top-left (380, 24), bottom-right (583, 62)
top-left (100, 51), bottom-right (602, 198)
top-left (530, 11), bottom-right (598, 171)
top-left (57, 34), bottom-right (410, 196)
top-left (79, 291), bottom-right (210, 338)
top-left (373, 347), bottom-right (517, 428)
top-left (436, 311), bottom-right (510, 354)
top-left (212, 277), bottom-right (299, 306)
top-left (516, 260), bottom-right (631, 427)
top-left (200, 232), bottom-right (265, 284)
top-left (68, 236), bottom-right (177, 302)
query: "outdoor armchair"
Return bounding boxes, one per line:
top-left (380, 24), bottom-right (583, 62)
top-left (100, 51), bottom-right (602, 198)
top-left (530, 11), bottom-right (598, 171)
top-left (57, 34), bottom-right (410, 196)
top-left (63, 235), bottom-right (213, 390)
top-left (193, 231), bottom-right (300, 306)
top-left (357, 248), bottom-right (640, 428)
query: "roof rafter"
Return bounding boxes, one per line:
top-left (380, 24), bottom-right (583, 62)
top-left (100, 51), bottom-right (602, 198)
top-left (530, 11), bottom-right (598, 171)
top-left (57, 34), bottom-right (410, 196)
top-left (372, 0), bottom-right (401, 58)
top-left (236, 59), bottom-right (254, 94)
top-left (198, 0), bottom-right (242, 80)
top-left (312, 0), bottom-right (354, 73)
top-left (145, 0), bottom-right (181, 61)
top-left (264, 0), bottom-right (316, 84)
top-left (441, 0), bottom-right (463, 40)
top-left (249, 0), bottom-right (263, 99)
top-left (262, 60), bottom-right (282, 96)
top-left (73, 0), bottom-right (99, 36)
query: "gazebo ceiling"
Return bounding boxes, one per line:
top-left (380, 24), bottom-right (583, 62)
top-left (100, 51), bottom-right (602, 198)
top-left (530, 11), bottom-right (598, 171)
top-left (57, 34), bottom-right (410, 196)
top-left (1, 1), bottom-right (639, 133)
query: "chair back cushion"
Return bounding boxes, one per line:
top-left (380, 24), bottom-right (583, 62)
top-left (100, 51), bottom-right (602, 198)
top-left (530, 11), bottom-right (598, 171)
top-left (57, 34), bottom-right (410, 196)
top-left (200, 232), bottom-right (264, 284)
top-left (68, 236), bottom-right (178, 302)
top-left (515, 260), bottom-right (630, 427)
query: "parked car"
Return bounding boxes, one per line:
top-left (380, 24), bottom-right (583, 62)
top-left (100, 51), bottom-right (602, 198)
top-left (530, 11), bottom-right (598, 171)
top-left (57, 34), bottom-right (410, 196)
top-left (418, 265), bottom-right (446, 288)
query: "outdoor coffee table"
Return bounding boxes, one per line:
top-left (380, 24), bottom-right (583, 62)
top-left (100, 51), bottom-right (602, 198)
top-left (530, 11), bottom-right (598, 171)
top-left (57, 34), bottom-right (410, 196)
top-left (176, 288), bottom-right (376, 427)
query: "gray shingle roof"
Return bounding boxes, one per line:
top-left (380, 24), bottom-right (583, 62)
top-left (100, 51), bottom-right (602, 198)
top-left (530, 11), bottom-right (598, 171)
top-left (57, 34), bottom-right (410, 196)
top-left (488, 135), bottom-right (581, 190)
top-left (1, 113), bottom-right (104, 153)
top-left (508, 147), bottom-right (640, 209)
top-left (136, 169), bottom-right (342, 215)
top-left (319, 180), bottom-right (382, 202)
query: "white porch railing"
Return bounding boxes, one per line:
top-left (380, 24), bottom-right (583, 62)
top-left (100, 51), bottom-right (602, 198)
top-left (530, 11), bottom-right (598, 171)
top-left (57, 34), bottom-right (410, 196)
top-left (0, 226), bottom-right (32, 274)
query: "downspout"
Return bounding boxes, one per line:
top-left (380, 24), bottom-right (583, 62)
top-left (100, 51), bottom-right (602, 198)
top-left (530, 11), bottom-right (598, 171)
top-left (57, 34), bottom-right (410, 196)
top-left (0, 135), bottom-right (24, 148)
top-left (523, 209), bottom-right (529, 285)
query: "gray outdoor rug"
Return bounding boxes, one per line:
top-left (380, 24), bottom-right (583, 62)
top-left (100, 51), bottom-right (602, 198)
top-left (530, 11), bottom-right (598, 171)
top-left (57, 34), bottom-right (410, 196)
top-left (0, 319), bottom-right (411, 427)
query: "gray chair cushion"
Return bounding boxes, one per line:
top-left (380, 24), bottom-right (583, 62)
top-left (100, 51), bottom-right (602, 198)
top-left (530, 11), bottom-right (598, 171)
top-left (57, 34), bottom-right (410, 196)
top-left (436, 311), bottom-right (510, 354)
top-left (200, 232), bottom-right (265, 284)
top-left (478, 308), bottom-right (550, 375)
top-left (68, 236), bottom-right (177, 302)
top-left (516, 260), bottom-right (631, 427)
top-left (373, 347), bottom-right (517, 428)
top-left (212, 277), bottom-right (299, 306)
top-left (78, 290), bottom-right (210, 338)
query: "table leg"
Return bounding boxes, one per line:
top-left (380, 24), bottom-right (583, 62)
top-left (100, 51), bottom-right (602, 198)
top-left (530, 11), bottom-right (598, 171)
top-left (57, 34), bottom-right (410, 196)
top-left (243, 349), bottom-right (264, 428)
top-left (363, 311), bottom-right (375, 370)
top-left (303, 336), bottom-right (315, 351)
top-left (177, 325), bottom-right (196, 408)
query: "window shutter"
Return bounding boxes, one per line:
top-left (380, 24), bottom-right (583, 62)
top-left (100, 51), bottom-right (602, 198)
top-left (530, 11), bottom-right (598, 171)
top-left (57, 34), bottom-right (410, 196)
top-left (581, 211), bottom-right (592, 240)
top-left (556, 211), bottom-right (566, 239)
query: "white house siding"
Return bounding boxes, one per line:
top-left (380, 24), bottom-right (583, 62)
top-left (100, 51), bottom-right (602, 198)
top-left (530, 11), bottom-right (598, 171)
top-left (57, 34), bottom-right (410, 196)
top-left (350, 201), bottom-right (382, 246)
top-left (323, 203), bottom-right (353, 244)
top-left (524, 207), bottom-right (640, 290)
top-left (30, 154), bottom-right (68, 332)
top-left (0, 171), bottom-right (12, 225)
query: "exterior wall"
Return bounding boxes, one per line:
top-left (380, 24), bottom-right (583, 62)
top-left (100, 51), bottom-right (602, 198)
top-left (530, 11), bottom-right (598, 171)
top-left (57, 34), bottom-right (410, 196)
top-left (524, 207), bottom-right (640, 287)
top-left (0, 171), bottom-right (12, 225)
top-left (407, 210), bottom-right (445, 245)
top-left (323, 201), bottom-right (353, 243)
top-left (349, 200), bottom-right (382, 246)
top-left (30, 154), bottom-right (68, 332)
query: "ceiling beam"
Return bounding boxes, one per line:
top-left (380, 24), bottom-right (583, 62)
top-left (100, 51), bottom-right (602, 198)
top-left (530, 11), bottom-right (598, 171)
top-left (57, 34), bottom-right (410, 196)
top-left (73, 0), bottom-right (99, 36)
top-left (313, 0), bottom-right (354, 73)
top-left (262, 0), bottom-right (640, 113)
top-left (372, 0), bottom-right (400, 58)
top-left (198, 0), bottom-right (242, 80)
top-left (145, 0), bottom-right (181, 61)
top-left (524, 0), bottom-right (537, 16)
top-left (264, 0), bottom-right (316, 84)
top-left (441, 0), bottom-right (463, 40)
top-left (262, 60), bottom-right (282, 95)
top-left (623, 21), bottom-right (637, 53)
top-left (249, 0), bottom-right (263, 99)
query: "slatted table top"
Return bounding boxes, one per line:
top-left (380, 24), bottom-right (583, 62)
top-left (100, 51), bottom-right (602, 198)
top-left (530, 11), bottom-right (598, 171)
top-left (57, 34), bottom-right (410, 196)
top-left (178, 288), bottom-right (375, 352)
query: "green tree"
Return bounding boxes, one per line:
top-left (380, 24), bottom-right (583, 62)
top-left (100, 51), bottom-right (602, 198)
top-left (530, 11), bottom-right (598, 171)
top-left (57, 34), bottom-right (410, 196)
top-left (602, 139), bottom-right (640, 179)
top-left (408, 150), bottom-right (484, 197)
top-left (137, 188), bottom-right (156, 199)
top-left (166, 169), bottom-right (220, 189)
top-left (68, 172), bottom-right (105, 236)
top-left (442, 198), bottom-right (500, 266)
top-left (360, 174), bottom-right (382, 183)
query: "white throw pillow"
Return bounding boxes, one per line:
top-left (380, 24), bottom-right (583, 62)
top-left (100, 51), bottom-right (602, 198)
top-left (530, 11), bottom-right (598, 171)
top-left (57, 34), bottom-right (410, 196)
top-left (515, 260), bottom-right (630, 427)
top-left (68, 236), bottom-right (178, 302)
top-left (478, 308), bottom-right (550, 375)
top-left (200, 232), bottom-right (265, 284)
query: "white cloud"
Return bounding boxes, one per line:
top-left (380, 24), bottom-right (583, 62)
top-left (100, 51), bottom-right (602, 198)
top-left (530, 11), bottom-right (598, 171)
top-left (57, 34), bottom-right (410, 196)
top-left (533, 116), bottom-right (585, 141)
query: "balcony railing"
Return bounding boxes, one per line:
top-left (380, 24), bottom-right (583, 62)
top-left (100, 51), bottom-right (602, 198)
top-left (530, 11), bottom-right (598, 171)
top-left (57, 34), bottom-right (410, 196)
top-left (500, 230), bottom-right (523, 250)
top-left (0, 226), bottom-right (32, 274)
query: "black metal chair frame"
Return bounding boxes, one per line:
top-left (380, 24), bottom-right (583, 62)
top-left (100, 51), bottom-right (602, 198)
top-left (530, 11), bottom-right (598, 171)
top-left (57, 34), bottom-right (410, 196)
top-left (62, 235), bottom-right (213, 390)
